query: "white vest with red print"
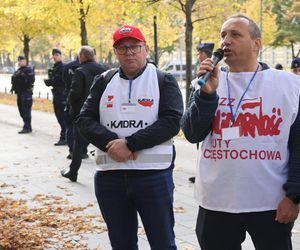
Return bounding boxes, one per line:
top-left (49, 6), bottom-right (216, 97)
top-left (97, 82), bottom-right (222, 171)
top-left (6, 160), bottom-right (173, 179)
top-left (96, 63), bottom-right (173, 170)
top-left (195, 68), bottom-right (300, 212)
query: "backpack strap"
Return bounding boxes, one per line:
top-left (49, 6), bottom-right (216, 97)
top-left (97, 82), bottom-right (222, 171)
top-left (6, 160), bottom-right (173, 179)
top-left (156, 68), bottom-right (166, 90)
top-left (104, 68), bottom-right (118, 85)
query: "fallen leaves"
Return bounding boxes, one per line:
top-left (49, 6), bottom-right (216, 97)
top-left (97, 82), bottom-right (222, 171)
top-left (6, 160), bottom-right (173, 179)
top-left (0, 193), bottom-right (106, 250)
top-left (174, 206), bottom-right (186, 213)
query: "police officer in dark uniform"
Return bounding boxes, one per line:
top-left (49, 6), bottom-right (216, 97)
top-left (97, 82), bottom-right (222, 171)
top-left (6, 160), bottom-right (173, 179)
top-left (11, 56), bottom-right (35, 134)
top-left (291, 57), bottom-right (300, 76)
top-left (44, 48), bottom-right (67, 145)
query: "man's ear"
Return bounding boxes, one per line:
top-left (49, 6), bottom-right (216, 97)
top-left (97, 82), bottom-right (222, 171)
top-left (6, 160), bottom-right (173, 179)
top-left (145, 44), bottom-right (150, 53)
top-left (253, 37), bottom-right (262, 55)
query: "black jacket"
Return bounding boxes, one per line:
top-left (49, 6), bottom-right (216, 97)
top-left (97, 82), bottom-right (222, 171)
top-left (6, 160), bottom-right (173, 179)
top-left (75, 63), bottom-right (183, 157)
top-left (11, 66), bottom-right (35, 94)
top-left (67, 60), bottom-right (108, 119)
top-left (62, 58), bottom-right (80, 100)
top-left (45, 61), bottom-right (65, 95)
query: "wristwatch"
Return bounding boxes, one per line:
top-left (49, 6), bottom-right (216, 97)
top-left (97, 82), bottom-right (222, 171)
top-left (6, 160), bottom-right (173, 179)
top-left (287, 194), bottom-right (300, 204)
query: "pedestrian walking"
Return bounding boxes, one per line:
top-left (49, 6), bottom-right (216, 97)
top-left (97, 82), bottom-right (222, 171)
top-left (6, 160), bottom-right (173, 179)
top-left (62, 56), bottom-right (80, 158)
top-left (61, 46), bottom-right (108, 182)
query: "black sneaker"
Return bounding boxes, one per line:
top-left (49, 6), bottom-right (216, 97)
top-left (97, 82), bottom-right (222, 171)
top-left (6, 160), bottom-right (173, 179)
top-left (18, 128), bottom-right (32, 134)
top-left (61, 170), bottom-right (77, 182)
top-left (188, 177), bottom-right (195, 183)
top-left (54, 139), bottom-right (67, 146)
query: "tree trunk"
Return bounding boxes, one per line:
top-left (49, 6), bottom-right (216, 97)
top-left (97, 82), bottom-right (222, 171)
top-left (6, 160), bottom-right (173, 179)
top-left (184, 0), bottom-right (194, 108)
top-left (23, 34), bottom-right (30, 65)
top-left (291, 40), bottom-right (295, 58)
top-left (79, 0), bottom-right (88, 45)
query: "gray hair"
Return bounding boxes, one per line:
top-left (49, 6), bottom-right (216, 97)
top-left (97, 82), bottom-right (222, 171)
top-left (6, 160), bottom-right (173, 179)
top-left (79, 45), bottom-right (95, 61)
top-left (228, 14), bottom-right (261, 39)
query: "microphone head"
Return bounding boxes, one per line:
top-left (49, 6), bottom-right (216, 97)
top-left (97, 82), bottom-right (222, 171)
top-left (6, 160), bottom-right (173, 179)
top-left (213, 48), bottom-right (224, 60)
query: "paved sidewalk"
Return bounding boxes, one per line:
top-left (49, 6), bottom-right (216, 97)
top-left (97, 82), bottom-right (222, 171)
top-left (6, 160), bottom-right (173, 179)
top-left (1, 103), bottom-right (300, 249)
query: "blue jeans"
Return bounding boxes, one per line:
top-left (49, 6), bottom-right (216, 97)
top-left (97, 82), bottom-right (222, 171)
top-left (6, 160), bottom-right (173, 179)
top-left (94, 168), bottom-right (177, 250)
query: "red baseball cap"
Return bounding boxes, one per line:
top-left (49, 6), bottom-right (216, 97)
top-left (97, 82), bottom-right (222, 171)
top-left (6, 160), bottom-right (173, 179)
top-left (113, 25), bottom-right (146, 46)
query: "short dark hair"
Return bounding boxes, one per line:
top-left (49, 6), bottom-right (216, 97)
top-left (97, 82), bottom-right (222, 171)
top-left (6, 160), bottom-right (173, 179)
top-left (228, 14), bottom-right (261, 39)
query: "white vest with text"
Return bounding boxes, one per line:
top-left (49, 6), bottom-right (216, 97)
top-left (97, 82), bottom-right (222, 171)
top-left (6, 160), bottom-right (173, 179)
top-left (195, 68), bottom-right (300, 212)
top-left (96, 63), bottom-right (173, 170)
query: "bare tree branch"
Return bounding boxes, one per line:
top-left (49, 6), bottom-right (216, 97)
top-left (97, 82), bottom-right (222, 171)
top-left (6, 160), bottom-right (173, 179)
top-left (192, 15), bottom-right (216, 24)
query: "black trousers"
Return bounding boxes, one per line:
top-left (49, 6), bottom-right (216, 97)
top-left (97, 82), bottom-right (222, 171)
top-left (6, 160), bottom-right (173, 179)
top-left (68, 125), bottom-right (89, 175)
top-left (17, 91), bottom-right (32, 130)
top-left (52, 92), bottom-right (66, 140)
top-left (196, 206), bottom-right (293, 250)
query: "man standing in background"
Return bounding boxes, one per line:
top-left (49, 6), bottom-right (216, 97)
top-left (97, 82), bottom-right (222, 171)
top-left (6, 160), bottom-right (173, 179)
top-left (188, 42), bottom-right (214, 184)
top-left (62, 56), bottom-right (80, 158)
top-left (291, 57), bottom-right (300, 76)
top-left (44, 48), bottom-right (67, 146)
top-left (11, 56), bottom-right (35, 134)
top-left (61, 46), bottom-right (108, 182)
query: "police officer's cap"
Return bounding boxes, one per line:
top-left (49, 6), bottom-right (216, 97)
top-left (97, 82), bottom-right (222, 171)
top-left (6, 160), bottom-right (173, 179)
top-left (291, 57), bottom-right (300, 69)
top-left (275, 63), bottom-right (283, 70)
top-left (17, 55), bottom-right (26, 61)
top-left (52, 48), bottom-right (61, 55)
top-left (196, 43), bottom-right (214, 52)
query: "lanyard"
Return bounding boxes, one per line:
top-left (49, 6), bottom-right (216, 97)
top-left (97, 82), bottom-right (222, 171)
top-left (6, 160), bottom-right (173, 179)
top-left (227, 64), bottom-right (259, 125)
top-left (128, 79), bottom-right (133, 103)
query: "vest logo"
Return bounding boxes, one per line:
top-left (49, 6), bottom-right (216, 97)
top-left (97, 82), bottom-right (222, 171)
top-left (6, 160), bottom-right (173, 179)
top-left (213, 97), bottom-right (283, 138)
top-left (138, 98), bottom-right (154, 107)
top-left (106, 95), bottom-right (114, 108)
top-left (110, 120), bottom-right (144, 128)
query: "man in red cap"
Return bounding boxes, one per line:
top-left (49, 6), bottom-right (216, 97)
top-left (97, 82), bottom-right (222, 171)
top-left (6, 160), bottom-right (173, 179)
top-left (76, 25), bottom-right (183, 249)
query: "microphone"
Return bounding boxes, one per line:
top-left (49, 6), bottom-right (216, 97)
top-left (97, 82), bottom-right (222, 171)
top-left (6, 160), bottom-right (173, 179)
top-left (197, 48), bottom-right (224, 86)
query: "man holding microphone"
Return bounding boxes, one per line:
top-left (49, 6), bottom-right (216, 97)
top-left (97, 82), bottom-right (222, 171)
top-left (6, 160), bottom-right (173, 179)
top-left (181, 14), bottom-right (300, 250)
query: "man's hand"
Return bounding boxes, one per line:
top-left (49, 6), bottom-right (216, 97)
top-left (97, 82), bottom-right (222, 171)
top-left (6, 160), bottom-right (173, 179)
top-left (197, 58), bottom-right (219, 94)
top-left (276, 197), bottom-right (299, 224)
top-left (106, 139), bottom-right (137, 162)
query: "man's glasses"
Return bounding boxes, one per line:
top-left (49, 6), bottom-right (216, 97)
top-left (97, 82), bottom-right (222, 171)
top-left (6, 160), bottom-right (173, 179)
top-left (114, 45), bottom-right (143, 55)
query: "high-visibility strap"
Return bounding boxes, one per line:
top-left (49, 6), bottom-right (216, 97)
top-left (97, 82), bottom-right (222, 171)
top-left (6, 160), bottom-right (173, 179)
top-left (160, 139), bottom-right (173, 145)
top-left (97, 154), bottom-right (172, 165)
